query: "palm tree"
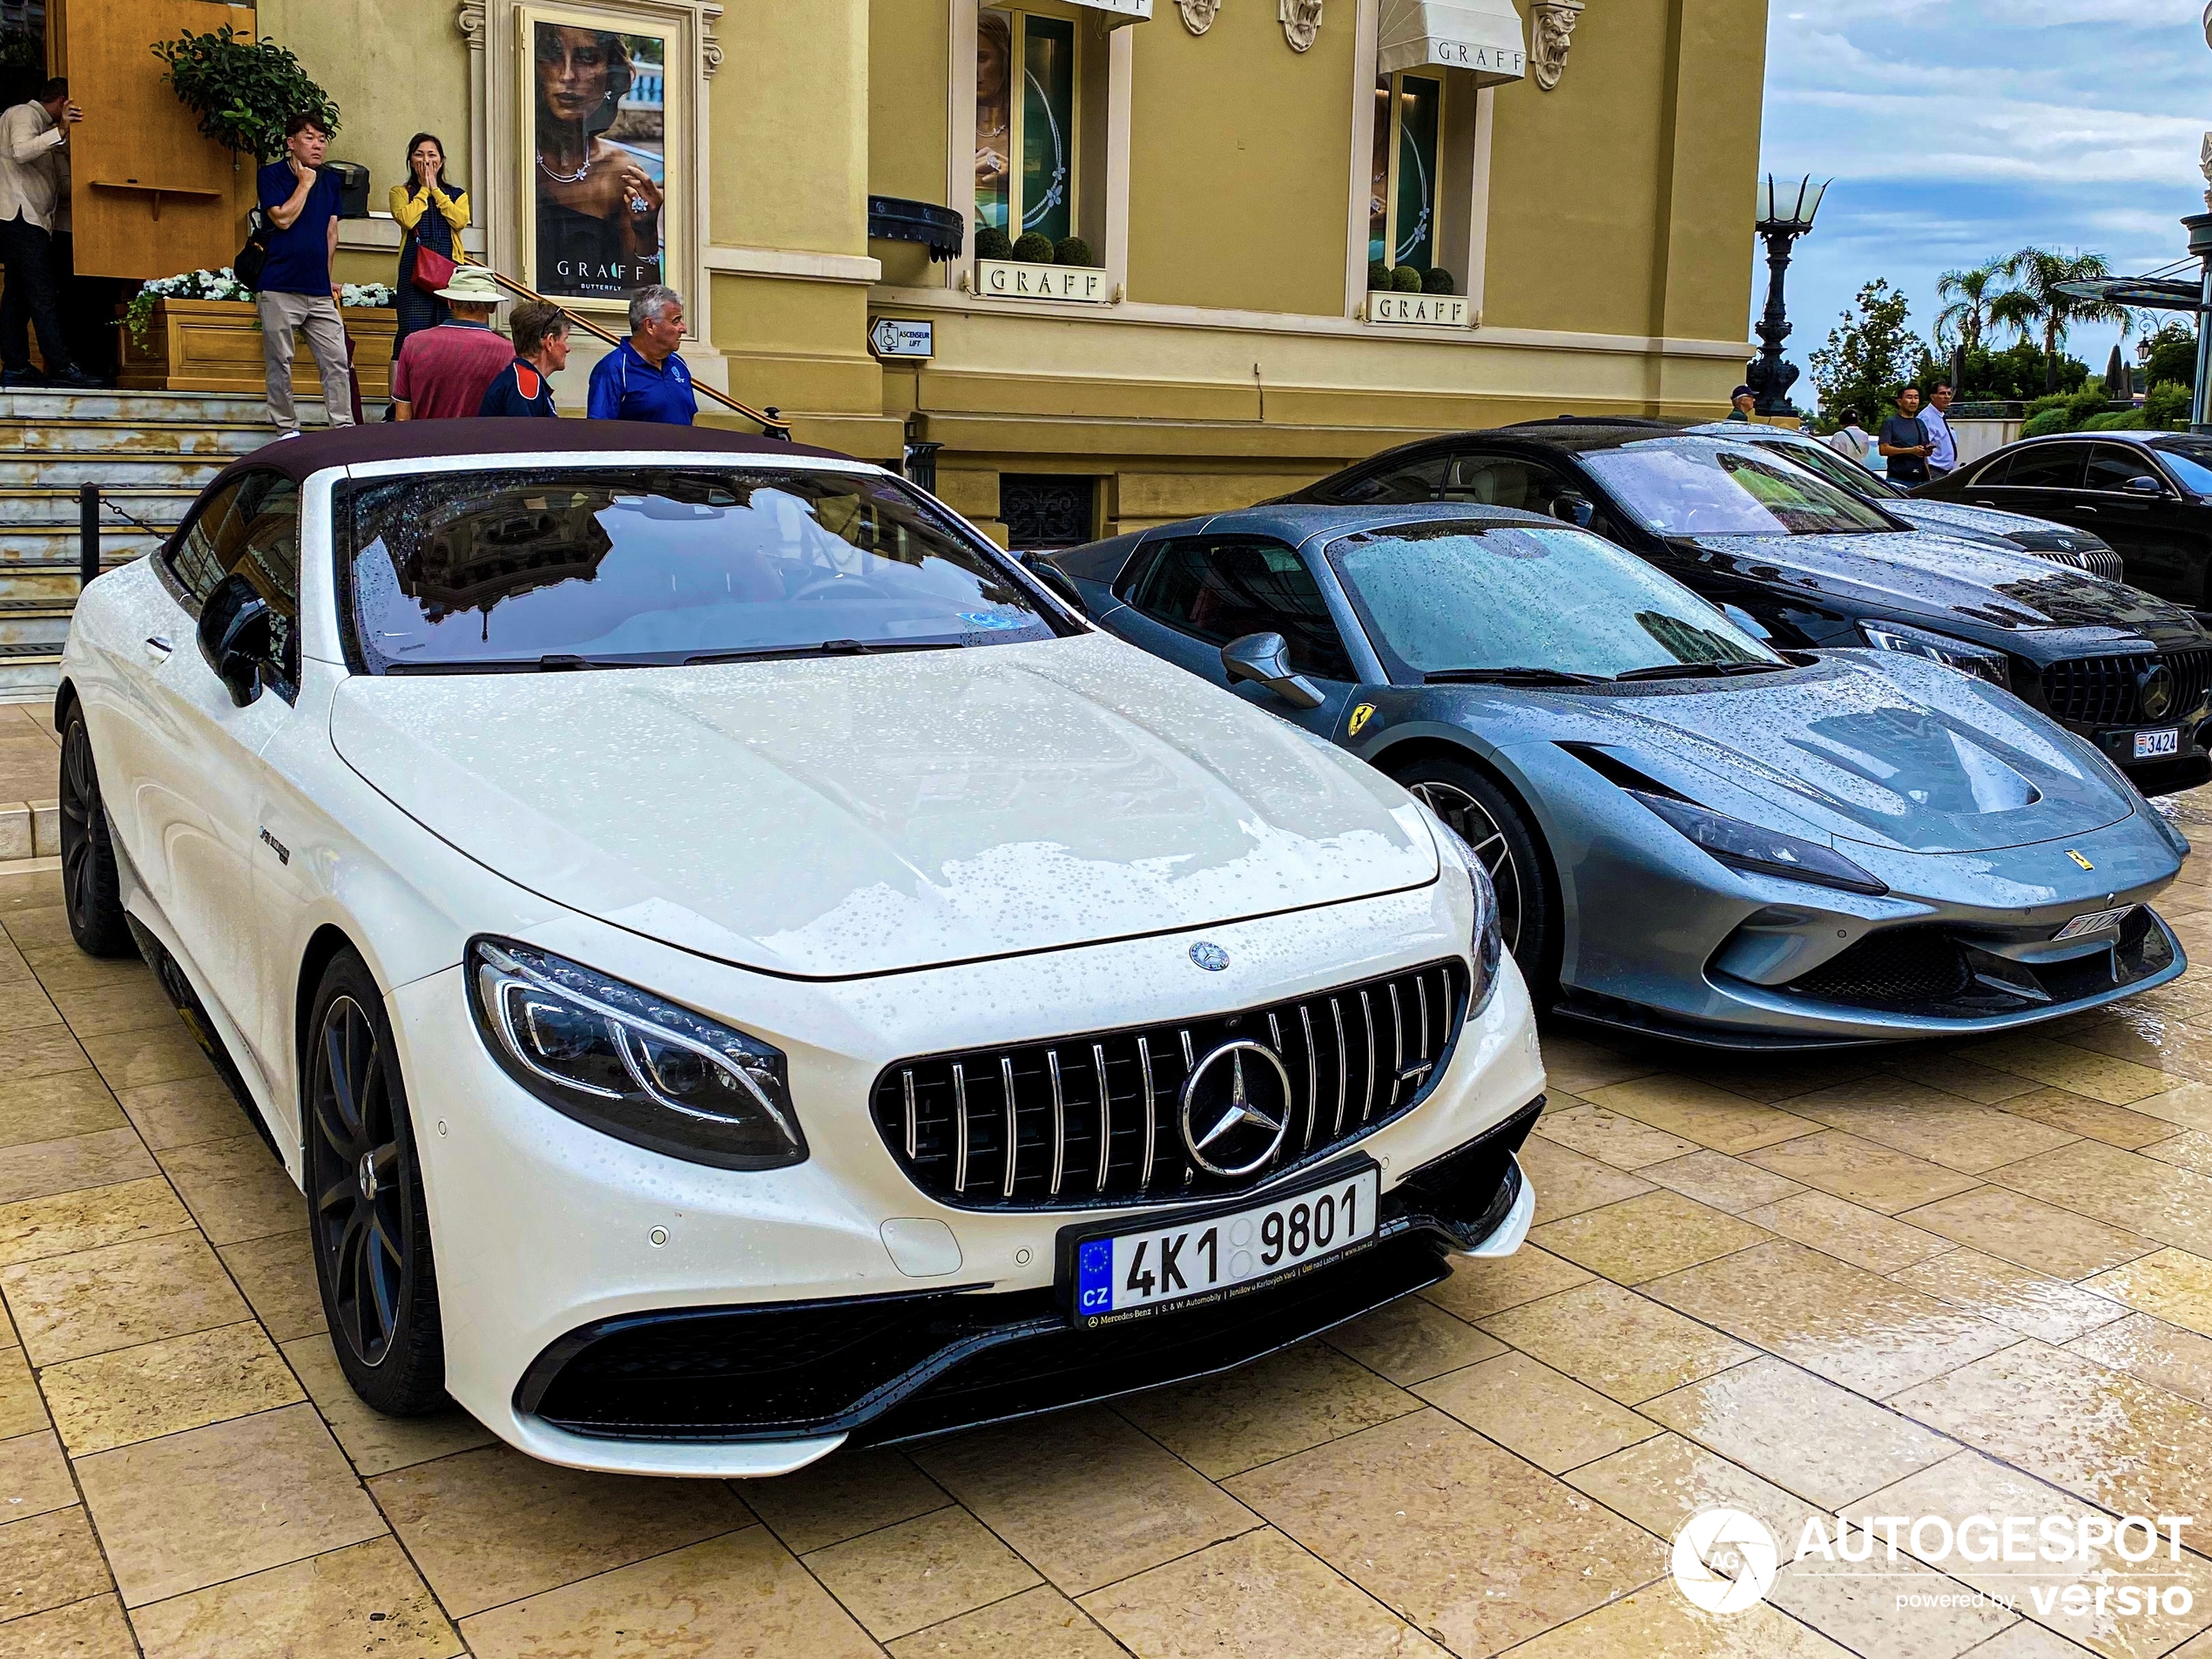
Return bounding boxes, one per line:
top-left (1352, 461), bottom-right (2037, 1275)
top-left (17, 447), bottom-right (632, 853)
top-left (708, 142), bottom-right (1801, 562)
top-left (1934, 260), bottom-right (2004, 355)
top-left (1991, 247), bottom-right (2134, 393)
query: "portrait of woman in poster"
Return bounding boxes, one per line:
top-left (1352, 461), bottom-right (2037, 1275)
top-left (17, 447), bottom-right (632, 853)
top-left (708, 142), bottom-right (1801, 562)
top-left (975, 11), bottom-right (1011, 234)
top-left (533, 23), bottom-right (664, 300)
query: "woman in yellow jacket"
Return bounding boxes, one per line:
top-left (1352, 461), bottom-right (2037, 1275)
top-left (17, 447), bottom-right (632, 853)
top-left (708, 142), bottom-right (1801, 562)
top-left (390, 132), bottom-right (471, 353)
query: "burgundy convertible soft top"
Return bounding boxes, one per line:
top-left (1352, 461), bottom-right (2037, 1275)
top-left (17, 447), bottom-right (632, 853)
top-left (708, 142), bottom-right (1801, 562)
top-left (208, 418), bottom-right (858, 493)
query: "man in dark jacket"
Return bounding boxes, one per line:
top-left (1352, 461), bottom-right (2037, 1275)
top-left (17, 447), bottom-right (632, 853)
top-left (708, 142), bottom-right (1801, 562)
top-left (478, 300), bottom-right (570, 417)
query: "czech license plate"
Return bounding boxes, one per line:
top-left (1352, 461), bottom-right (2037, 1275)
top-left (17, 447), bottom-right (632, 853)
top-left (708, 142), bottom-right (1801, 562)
top-left (2134, 728), bottom-right (2180, 759)
top-left (1070, 1166), bottom-right (1380, 1328)
top-left (2054, 904), bottom-right (2136, 941)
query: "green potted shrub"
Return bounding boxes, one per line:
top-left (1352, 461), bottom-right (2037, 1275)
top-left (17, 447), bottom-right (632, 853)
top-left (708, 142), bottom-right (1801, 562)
top-left (1368, 261), bottom-right (1393, 292)
top-left (1053, 236), bottom-right (1093, 267)
top-left (153, 25), bottom-right (339, 163)
top-left (1391, 265), bottom-right (1424, 293)
top-left (1422, 268), bottom-right (1455, 296)
top-left (1012, 231), bottom-right (1055, 265)
top-left (974, 226), bottom-right (1015, 262)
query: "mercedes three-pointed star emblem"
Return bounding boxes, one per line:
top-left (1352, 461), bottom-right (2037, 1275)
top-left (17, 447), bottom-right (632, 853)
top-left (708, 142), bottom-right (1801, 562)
top-left (1179, 1040), bottom-right (1294, 1177)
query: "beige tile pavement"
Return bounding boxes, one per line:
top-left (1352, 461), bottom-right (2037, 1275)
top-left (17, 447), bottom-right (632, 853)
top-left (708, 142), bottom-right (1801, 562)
top-left (0, 850), bottom-right (2210, 1656)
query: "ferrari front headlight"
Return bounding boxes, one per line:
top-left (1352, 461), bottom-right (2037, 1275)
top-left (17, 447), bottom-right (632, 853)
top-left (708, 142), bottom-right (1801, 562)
top-left (1630, 793), bottom-right (1887, 896)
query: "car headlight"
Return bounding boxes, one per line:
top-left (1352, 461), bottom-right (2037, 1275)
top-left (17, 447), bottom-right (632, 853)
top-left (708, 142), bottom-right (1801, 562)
top-left (466, 938), bottom-right (806, 1170)
top-left (1859, 622), bottom-right (2011, 691)
top-left (1422, 811), bottom-right (1505, 1014)
top-left (1629, 792), bottom-right (1887, 895)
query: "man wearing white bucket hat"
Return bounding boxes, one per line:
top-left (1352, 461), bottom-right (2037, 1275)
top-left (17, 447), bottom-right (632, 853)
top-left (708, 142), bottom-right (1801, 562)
top-left (391, 265), bottom-right (516, 419)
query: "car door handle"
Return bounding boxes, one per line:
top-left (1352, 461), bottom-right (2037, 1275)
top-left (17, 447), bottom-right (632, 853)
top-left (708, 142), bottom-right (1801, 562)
top-left (143, 635), bottom-right (172, 658)
top-left (2073, 506), bottom-right (2098, 515)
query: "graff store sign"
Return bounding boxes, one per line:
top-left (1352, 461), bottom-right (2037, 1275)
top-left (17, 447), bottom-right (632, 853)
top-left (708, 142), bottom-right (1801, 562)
top-left (1367, 292), bottom-right (1471, 328)
top-left (977, 260), bottom-right (1113, 304)
top-left (1420, 39), bottom-right (1524, 76)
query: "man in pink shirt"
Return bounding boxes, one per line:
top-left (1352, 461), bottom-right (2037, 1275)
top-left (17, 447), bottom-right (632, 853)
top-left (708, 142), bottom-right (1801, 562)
top-left (392, 266), bottom-right (516, 419)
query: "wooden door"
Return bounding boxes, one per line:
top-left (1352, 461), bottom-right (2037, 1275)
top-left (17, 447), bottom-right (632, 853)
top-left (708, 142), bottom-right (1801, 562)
top-left (57, 0), bottom-right (254, 278)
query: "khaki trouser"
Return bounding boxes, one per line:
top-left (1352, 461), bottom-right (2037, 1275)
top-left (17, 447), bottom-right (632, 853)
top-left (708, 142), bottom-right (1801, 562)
top-left (258, 290), bottom-right (355, 434)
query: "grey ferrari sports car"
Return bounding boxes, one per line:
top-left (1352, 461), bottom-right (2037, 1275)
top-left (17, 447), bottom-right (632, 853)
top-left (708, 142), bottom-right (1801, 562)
top-left (1042, 504), bottom-right (2190, 1049)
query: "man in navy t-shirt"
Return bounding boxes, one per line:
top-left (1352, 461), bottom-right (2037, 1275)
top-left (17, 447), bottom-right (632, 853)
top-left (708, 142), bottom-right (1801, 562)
top-left (256, 114), bottom-right (354, 435)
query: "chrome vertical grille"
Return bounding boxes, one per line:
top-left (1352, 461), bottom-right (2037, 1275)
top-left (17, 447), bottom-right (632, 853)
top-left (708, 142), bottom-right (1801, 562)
top-left (870, 960), bottom-right (1469, 1211)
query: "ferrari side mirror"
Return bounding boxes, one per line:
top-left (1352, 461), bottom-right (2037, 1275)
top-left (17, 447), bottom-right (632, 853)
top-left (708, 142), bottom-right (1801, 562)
top-left (1221, 632), bottom-right (1325, 710)
top-left (197, 571), bottom-right (271, 708)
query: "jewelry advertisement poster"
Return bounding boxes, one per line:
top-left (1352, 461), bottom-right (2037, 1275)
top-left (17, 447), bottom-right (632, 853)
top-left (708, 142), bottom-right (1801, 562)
top-left (519, 3), bottom-right (678, 306)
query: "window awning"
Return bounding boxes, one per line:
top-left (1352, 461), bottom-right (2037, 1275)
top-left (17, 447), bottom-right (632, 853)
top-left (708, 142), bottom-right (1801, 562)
top-left (1068, 0), bottom-right (1151, 24)
top-left (1378, 0), bottom-right (1527, 84)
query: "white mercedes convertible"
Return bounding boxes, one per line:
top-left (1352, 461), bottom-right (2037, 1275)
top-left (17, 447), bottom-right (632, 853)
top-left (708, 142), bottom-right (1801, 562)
top-left (56, 422), bottom-right (1542, 1475)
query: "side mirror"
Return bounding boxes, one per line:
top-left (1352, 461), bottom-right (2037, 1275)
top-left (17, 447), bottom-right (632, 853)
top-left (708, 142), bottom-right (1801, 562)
top-left (1017, 550), bottom-right (1086, 612)
top-left (1551, 493), bottom-right (1597, 528)
top-left (196, 571), bottom-right (271, 708)
top-left (1221, 631), bottom-right (1325, 710)
top-left (1719, 603), bottom-right (1772, 642)
top-left (2124, 475), bottom-right (2166, 497)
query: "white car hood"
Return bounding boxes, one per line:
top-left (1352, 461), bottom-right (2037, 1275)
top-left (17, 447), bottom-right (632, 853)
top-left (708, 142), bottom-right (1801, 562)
top-left (329, 635), bottom-right (1438, 978)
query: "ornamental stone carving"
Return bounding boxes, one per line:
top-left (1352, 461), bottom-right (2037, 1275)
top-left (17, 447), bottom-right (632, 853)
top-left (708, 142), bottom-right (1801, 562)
top-left (1529, 0), bottom-right (1583, 91)
top-left (1179, 0), bottom-right (1220, 31)
top-left (1279, 0), bottom-right (1321, 52)
top-left (455, 0), bottom-right (486, 49)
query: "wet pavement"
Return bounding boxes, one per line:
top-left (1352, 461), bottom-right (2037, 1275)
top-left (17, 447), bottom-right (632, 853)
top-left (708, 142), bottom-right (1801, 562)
top-left (8, 818), bottom-right (2212, 1655)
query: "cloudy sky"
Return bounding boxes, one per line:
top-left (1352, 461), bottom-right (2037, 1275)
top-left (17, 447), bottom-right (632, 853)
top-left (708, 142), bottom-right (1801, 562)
top-left (1758, 0), bottom-right (2210, 407)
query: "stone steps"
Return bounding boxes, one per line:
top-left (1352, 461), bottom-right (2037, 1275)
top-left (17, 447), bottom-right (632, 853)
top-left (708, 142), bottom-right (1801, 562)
top-left (0, 385), bottom-right (326, 696)
top-left (0, 421), bottom-right (273, 457)
top-left (0, 455), bottom-right (232, 490)
top-left (0, 390), bottom-right (347, 424)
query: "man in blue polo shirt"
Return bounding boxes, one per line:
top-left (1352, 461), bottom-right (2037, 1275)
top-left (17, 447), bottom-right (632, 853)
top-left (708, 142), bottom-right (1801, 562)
top-left (256, 113), bottom-right (354, 435)
top-left (587, 285), bottom-right (695, 424)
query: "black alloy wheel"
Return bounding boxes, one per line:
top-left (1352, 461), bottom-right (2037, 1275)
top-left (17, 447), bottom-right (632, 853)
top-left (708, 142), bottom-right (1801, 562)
top-left (1394, 755), bottom-right (1561, 1000)
top-left (306, 950), bottom-right (446, 1415)
top-left (57, 710), bottom-right (132, 956)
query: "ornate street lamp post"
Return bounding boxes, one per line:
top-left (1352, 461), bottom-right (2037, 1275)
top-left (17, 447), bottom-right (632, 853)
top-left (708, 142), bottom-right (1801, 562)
top-left (1746, 173), bottom-right (1829, 417)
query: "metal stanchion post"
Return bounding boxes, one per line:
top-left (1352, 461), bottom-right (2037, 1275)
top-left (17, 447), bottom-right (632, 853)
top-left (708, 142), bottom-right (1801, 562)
top-left (79, 482), bottom-right (98, 589)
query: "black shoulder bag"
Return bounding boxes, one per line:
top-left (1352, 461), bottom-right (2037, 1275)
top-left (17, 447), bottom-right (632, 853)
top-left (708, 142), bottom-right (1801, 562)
top-left (233, 206), bottom-right (272, 290)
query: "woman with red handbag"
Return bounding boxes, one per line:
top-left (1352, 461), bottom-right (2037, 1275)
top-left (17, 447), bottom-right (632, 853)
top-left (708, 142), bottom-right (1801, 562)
top-left (390, 133), bottom-right (469, 354)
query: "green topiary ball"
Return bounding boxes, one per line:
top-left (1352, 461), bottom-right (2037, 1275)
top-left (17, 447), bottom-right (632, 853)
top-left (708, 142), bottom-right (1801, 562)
top-left (1422, 267), bottom-right (1455, 295)
top-left (1012, 231), bottom-right (1056, 264)
top-left (1053, 236), bottom-right (1093, 267)
top-left (1392, 265), bottom-right (1424, 293)
top-left (974, 226), bottom-right (1014, 261)
top-left (1368, 261), bottom-right (1393, 291)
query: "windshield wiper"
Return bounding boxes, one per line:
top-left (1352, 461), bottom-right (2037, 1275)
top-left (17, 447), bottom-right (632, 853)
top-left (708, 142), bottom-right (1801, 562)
top-left (1423, 666), bottom-right (1612, 685)
top-left (385, 653), bottom-right (639, 674)
top-left (1612, 660), bottom-right (1791, 682)
top-left (681, 639), bottom-right (964, 666)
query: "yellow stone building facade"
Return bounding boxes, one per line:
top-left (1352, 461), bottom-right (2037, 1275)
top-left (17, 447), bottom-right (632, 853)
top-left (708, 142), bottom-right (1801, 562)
top-left (260, 0), bottom-right (1767, 544)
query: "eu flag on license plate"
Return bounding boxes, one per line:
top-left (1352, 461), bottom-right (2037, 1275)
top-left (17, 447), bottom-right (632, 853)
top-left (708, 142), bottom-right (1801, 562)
top-left (1077, 1238), bottom-right (1115, 1316)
